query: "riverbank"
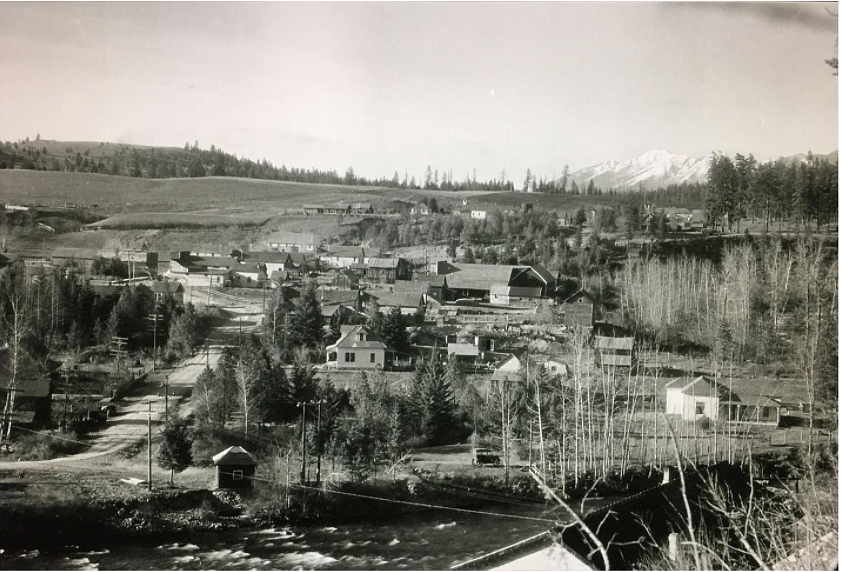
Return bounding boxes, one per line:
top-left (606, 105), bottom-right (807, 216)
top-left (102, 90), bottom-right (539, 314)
top-left (0, 465), bottom-right (548, 551)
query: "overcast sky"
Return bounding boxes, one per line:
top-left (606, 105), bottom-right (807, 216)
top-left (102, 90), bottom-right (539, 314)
top-left (0, 1), bottom-right (837, 183)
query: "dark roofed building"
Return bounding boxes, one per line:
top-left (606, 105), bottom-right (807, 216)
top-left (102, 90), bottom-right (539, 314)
top-left (151, 280), bottom-right (184, 304)
top-left (562, 289), bottom-right (598, 330)
top-left (361, 257), bottom-right (411, 283)
top-left (213, 446), bottom-right (257, 489)
top-left (443, 263), bottom-right (555, 302)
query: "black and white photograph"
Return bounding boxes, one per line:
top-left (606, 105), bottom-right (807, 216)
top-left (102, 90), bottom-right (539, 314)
top-left (0, 1), bottom-right (838, 570)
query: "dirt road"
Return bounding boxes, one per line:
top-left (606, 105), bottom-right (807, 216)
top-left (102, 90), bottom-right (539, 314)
top-left (3, 306), bottom-right (262, 471)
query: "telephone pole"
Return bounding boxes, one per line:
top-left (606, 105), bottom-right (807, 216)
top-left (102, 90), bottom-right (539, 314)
top-left (146, 313), bottom-right (161, 371)
top-left (299, 402), bottom-right (308, 484)
top-left (316, 400), bottom-right (323, 486)
top-left (142, 399), bottom-right (154, 491)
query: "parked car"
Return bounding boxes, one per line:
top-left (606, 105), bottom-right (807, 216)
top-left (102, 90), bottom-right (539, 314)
top-left (472, 447), bottom-right (502, 467)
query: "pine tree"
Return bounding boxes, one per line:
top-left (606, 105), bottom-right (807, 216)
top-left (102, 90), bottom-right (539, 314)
top-left (157, 418), bottom-right (193, 485)
top-left (288, 281), bottom-right (324, 350)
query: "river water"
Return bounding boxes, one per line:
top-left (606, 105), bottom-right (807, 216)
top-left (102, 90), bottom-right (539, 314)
top-left (2, 502), bottom-right (567, 570)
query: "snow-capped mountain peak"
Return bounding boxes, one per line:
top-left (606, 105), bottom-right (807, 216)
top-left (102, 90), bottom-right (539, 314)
top-left (562, 150), bottom-right (711, 190)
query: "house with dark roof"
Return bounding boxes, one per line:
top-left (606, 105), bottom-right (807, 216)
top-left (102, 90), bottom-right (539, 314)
top-left (357, 257), bottom-right (411, 283)
top-left (440, 263), bottom-right (555, 302)
top-left (561, 289), bottom-right (599, 330)
top-left (150, 280), bottom-right (184, 304)
top-left (367, 290), bottom-right (425, 321)
top-left (412, 274), bottom-right (448, 301)
top-left (213, 446), bottom-right (257, 489)
top-left (0, 349), bottom-right (51, 426)
top-left (325, 325), bottom-right (389, 370)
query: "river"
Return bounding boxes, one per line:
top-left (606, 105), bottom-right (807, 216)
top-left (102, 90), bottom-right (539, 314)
top-left (1, 502), bottom-right (569, 570)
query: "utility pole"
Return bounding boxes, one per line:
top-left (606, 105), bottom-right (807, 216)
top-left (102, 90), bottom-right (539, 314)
top-left (146, 313), bottom-right (161, 371)
top-left (316, 400), bottom-right (322, 486)
top-left (299, 402), bottom-right (308, 484)
top-left (143, 399), bottom-right (153, 491)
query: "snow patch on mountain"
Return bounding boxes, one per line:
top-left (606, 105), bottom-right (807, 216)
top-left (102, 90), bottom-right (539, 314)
top-left (565, 150), bottom-right (712, 191)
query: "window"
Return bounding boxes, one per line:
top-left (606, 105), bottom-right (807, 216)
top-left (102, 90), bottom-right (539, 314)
top-left (762, 406), bottom-right (771, 418)
top-left (345, 352), bottom-right (355, 363)
top-left (358, 333), bottom-right (366, 341)
top-left (578, 298), bottom-right (583, 303)
top-left (232, 470), bottom-right (243, 481)
top-left (370, 353), bottom-right (376, 363)
top-left (695, 403), bottom-right (706, 415)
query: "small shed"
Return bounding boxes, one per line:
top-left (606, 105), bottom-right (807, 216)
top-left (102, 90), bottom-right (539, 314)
top-left (212, 446), bottom-right (257, 490)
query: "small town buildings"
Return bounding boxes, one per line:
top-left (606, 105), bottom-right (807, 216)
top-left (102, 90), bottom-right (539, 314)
top-left (367, 291), bottom-right (425, 321)
top-left (264, 231), bottom-right (321, 253)
top-left (561, 289), bottom-right (598, 330)
top-left (229, 262), bottom-right (269, 288)
top-left (413, 274), bottom-right (448, 301)
top-left (0, 349), bottom-right (51, 426)
top-left (212, 446), bottom-right (257, 490)
top-left (151, 280), bottom-right (184, 304)
top-left (168, 253), bottom-right (232, 286)
top-left (489, 284), bottom-right (542, 306)
top-left (323, 246), bottom-right (365, 268)
top-left (350, 202), bottom-right (374, 215)
top-left (543, 357), bottom-right (568, 377)
top-left (436, 263), bottom-right (556, 302)
top-left (471, 208), bottom-right (488, 220)
top-left (325, 325), bottom-right (388, 370)
top-left (665, 376), bottom-right (721, 420)
top-left (492, 353), bottom-right (522, 383)
top-left (410, 203), bottom-right (431, 216)
top-left (720, 393), bottom-right (782, 426)
top-left (357, 257), bottom-right (411, 283)
top-left (594, 335), bottom-right (636, 370)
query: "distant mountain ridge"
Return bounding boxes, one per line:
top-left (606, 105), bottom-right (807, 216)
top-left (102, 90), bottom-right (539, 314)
top-left (561, 149), bottom-right (838, 191)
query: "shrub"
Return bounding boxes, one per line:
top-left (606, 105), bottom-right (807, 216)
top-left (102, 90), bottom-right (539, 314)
top-left (11, 430), bottom-right (85, 461)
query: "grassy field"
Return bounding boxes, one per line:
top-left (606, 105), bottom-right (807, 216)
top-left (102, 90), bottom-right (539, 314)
top-left (89, 212), bottom-right (272, 229)
top-left (0, 170), bottom-right (489, 216)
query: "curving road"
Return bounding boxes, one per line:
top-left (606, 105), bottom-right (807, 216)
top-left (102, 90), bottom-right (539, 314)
top-left (2, 306), bottom-right (262, 471)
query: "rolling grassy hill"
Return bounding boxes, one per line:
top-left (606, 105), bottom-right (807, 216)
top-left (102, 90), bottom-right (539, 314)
top-left (0, 170), bottom-right (485, 215)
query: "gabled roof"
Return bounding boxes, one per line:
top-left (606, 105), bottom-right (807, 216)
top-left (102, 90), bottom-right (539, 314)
top-left (492, 354), bottom-right (522, 381)
top-left (665, 376), bottom-right (722, 396)
top-left (366, 257), bottom-right (403, 269)
top-left (212, 445), bottom-right (257, 466)
top-left (562, 289), bottom-right (596, 305)
top-left (326, 325), bottom-right (388, 351)
top-left (0, 350), bottom-right (49, 397)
